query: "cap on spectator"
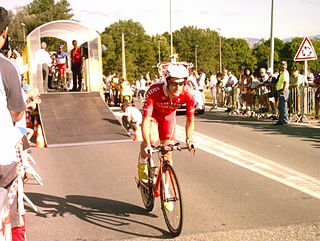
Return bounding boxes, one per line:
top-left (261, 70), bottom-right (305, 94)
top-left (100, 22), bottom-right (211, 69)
top-left (267, 67), bottom-right (273, 74)
top-left (59, 45), bottom-right (64, 49)
top-left (281, 61), bottom-right (287, 66)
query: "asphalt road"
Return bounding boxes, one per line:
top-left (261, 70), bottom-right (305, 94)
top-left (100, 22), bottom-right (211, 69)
top-left (25, 107), bottom-right (320, 241)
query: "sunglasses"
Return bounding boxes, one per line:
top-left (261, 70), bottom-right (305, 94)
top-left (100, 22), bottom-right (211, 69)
top-left (170, 82), bottom-right (185, 87)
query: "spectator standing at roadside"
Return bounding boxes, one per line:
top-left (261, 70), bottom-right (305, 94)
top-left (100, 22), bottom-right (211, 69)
top-left (135, 78), bottom-right (141, 98)
top-left (291, 68), bottom-right (308, 114)
top-left (70, 40), bottom-right (83, 91)
top-left (275, 61), bottom-right (290, 125)
top-left (198, 70), bottom-right (206, 92)
top-left (209, 72), bottom-right (222, 111)
top-left (224, 70), bottom-right (238, 111)
top-left (198, 69), bottom-right (206, 103)
top-left (0, 6), bottom-right (27, 240)
top-left (314, 75), bottom-right (320, 119)
top-left (219, 69), bottom-right (228, 107)
top-left (111, 72), bottom-right (120, 106)
top-left (102, 72), bottom-right (112, 104)
top-left (35, 42), bottom-right (51, 92)
top-left (239, 67), bottom-right (254, 113)
top-left (256, 68), bottom-right (270, 112)
top-left (139, 75), bottom-right (147, 102)
top-left (266, 68), bottom-right (278, 118)
top-left (187, 68), bottom-right (198, 89)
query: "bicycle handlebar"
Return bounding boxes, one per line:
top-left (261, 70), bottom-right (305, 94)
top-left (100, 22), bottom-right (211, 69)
top-left (149, 142), bottom-right (194, 154)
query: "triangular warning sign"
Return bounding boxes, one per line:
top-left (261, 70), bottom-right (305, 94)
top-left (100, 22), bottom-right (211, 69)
top-left (294, 37), bottom-right (317, 61)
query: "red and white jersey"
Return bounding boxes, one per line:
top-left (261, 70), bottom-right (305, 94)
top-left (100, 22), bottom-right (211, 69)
top-left (143, 82), bottom-right (195, 122)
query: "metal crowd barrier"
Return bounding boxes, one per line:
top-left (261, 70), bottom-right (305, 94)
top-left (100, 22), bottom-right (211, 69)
top-left (288, 85), bottom-right (319, 123)
top-left (215, 84), bottom-right (320, 124)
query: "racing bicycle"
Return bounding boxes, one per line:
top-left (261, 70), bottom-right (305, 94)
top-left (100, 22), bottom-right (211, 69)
top-left (135, 143), bottom-right (193, 236)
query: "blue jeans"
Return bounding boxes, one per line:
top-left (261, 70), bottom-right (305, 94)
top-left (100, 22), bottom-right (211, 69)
top-left (277, 89), bottom-right (289, 123)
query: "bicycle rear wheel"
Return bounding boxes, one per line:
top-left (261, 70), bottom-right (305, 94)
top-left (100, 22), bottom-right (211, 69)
top-left (139, 160), bottom-right (154, 212)
top-left (160, 164), bottom-right (183, 236)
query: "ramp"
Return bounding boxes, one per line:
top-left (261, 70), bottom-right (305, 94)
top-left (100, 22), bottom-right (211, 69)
top-left (38, 92), bottom-right (131, 148)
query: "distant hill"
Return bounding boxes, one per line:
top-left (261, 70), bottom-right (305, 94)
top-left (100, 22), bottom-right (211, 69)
top-left (246, 37), bottom-right (262, 46)
top-left (283, 35), bottom-right (320, 42)
top-left (245, 34), bottom-right (320, 46)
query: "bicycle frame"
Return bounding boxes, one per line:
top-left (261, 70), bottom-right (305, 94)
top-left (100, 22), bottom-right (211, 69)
top-left (136, 142), bottom-right (192, 236)
top-left (152, 155), bottom-right (174, 198)
top-left (150, 144), bottom-right (189, 196)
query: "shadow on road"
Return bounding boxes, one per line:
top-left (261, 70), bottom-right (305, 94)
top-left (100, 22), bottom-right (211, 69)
top-left (102, 117), bottom-right (121, 125)
top-left (25, 193), bottom-right (174, 239)
top-left (198, 111), bottom-right (320, 149)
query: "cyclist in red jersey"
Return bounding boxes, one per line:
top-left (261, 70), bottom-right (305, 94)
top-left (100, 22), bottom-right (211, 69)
top-left (138, 62), bottom-right (196, 185)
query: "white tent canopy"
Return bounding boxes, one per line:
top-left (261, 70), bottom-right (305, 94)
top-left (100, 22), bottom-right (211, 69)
top-left (26, 20), bottom-right (103, 93)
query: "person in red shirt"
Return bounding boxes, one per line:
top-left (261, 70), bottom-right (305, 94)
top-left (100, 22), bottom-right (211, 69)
top-left (70, 40), bottom-right (83, 91)
top-left (138, 62), bottom-right (196, 185)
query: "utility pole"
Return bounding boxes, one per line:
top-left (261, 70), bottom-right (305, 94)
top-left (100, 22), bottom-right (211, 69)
top-left (195, 45), bottom-right (198, 72)
top-left (216, 28), bottom-right (222, 73)
top-left (21, 23), bottom-right (26, 43)
top-left (121, 33), bottom-right (126, 80)
top-left (158, 39), bottom-right (161, 64)
top-left (170, 0), bottom-right (174, 60)
top-left (269, 0), bottom-right (275, 70)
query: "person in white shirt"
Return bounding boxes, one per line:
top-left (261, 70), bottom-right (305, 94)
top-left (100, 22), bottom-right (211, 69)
top-left (139, 75), bottom-right (147, 101)
top-left (209, 72), bottom-right (223, 111)
top-left (224, 70), bottom-right (238, 110)
top-left (198, 70), bottom-right (206, 92)
top-left (121, 102), bottom-right (142, 135)
top-left (35, 42), bottom-right (51, 92)
top-left (187, 68), bottom-right (199, 89)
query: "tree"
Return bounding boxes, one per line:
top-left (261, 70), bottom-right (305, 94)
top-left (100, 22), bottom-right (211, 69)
top-left (252, 37), bottom-right (283, 75)
top-left (8, 0), bottom-right (73, 50)
top-left (101, 19), bottom-right (158, 81)
top-left (222, 38), bottom-right (257, 77)
top-left (173, 26), bottom-right (220, 72)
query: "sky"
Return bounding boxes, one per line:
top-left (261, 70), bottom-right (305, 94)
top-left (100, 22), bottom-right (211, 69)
top-left (2, 0), bottom-right (320, 39)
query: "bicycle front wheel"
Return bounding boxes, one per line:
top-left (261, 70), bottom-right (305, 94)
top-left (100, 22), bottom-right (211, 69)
top-left (160, 164), bottom-right (183, 236)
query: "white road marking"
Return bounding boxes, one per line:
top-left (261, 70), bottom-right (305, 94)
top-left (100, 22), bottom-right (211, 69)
top-left (175, 125), bottom-right (320, 199)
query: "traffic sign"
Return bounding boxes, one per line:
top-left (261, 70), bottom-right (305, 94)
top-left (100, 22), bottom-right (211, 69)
top-left (294, 37), bottom-right (317, 61)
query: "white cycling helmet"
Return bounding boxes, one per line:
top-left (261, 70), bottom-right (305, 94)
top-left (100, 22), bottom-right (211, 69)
top-left (163, 63), bottom-right (189, 81)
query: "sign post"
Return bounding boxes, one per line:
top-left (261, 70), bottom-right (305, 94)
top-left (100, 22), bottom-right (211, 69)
top-left (293, 37), bottom-right (317, 123)
top-left (294, 36), bottom-right (317, 78)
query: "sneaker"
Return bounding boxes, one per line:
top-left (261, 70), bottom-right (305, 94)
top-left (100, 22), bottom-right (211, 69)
top-left (137, 163), bottom-right (148, 183)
